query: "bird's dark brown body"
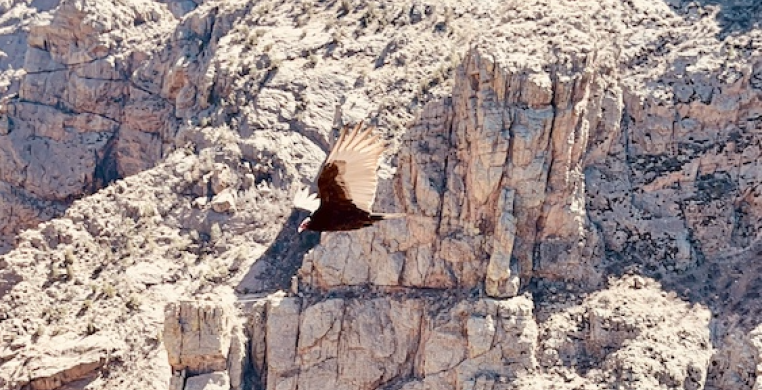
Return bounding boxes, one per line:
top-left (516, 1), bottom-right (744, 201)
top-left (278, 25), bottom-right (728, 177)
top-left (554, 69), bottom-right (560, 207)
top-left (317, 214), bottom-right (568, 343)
top-left (306, 202), bottom-right (381, 232)
top-left (292, 121), bottom-right (403, 233)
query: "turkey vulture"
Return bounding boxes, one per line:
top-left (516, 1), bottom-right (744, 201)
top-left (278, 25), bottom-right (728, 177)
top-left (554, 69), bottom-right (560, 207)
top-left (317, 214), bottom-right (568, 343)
top-left (293, 121), bottom-right (404, 232)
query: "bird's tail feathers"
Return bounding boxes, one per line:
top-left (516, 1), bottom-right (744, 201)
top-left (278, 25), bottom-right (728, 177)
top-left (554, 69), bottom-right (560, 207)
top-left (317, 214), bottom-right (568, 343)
top-left (371, 212), bottom-right (434, 221)
top-left (371, 212), bottom-right (406, 221)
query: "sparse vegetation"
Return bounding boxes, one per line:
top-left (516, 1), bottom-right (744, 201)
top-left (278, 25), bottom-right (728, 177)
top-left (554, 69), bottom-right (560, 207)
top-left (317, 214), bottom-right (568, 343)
top-left (138, 202), bottom-right (156, 218)
top-left (50, 263), bottom-right (62, 280)
top-left (338, 0), bottom-right (351, 16)
top-left (145, 233), bottom-right (158, 252)
top-left (33, 325), bottom-right (46, 339)
top-left (204, 262), bottom-right (229, 283)
top-left (294, 110), bottom-right (306, 122)
top-left (216, 126), bottom-right (239, 146)
top-left (210, 222), bottom-right (222, 243)
top-left (269, 56), bottom-right (283, 71)
top-left (355, 68), bottom-right (370, 87)
top-left (42, 305), bottom-right (69, 323)
top-left (415, 58), bottom-right (457, 98)
top-left (103, 283), bottom-right (116, 298)
top-left (417, 77), bottom-right (433, 96)
top-left (126, 294), bottom-right (142, 311)
top-left (255, 3), bottom-right (273, 17)
top-left (306, 53), bottom-right (319, 68)
top-left (325, 18), bottom-right (337, 30)
top-left (65, 263), bottom-right (75, 282)
top-left (124, 237), bottom-right (136, 256)
top-left (64, 246), bottom-right (76, 265)
top-left (295, 1), bottom-right (314, 27)
top-left (86, 321), bottom-right (98, 335)
top-left (360, 2), bottom-right (381, 28)
top-left (433, 6), bottom-right (455, 33)
top-left (331, 28), bottom-right (345, 44)
top-left (246, 29), bottom-right (266, 48)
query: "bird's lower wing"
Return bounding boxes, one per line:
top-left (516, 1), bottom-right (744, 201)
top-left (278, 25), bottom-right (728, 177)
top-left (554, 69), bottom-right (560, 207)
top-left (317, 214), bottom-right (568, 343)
top-left (293, 187), bottom-right (321, 213)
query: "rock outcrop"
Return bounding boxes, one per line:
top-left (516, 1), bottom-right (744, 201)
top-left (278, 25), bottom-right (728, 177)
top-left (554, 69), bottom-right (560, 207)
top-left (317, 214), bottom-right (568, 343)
top-left (164, 299), bottom-right (246, 390)
top-left (0, 0), bottom-right (761, 389)
top-left (0, 0), bottom-right (181, 252)
top-left (261, 291), bottom-right (538, 390)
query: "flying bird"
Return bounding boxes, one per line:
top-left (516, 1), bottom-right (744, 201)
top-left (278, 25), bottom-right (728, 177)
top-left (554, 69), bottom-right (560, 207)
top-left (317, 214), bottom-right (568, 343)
top-left (292, 121), bottom-right (404, 232)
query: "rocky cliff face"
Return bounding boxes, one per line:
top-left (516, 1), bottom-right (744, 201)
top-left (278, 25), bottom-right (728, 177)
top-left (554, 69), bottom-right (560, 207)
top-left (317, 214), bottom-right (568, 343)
top-left (1, 0), bottom-right (761, 389)
top-left (0, 0), bottom-right (181, 252)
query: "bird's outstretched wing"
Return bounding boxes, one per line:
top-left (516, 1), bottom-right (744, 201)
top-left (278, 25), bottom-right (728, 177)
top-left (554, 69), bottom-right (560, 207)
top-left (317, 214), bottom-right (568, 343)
top-left (293, 187), bottom-right (321, 213)
top-left (316, 121), bottom-right (385, 212)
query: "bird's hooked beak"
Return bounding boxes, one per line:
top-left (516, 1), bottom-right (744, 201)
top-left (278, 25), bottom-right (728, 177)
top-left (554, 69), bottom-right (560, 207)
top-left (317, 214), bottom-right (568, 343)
top-left (298, 217), bottom-right (311, 233)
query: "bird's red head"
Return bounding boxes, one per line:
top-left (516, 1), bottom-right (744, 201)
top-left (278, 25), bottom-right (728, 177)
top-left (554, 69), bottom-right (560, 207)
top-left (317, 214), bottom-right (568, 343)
top-left (298, 217), bottom-right (311, 233)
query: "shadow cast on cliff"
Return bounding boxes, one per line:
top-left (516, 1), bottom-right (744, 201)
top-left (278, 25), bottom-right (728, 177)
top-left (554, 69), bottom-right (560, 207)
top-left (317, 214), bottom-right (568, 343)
top-left (665, 0), bottom-right (762, 38)
top-left (235, 209), bottom-right (321, 294)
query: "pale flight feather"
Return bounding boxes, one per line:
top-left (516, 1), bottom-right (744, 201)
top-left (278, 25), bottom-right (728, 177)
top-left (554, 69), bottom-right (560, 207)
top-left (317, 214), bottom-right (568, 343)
top-left (324, 122), bottom-right (385, 213)
top-left (293, 186), bottom-right (321, 213)
top-left (295, 122), bottom-right (385, 214)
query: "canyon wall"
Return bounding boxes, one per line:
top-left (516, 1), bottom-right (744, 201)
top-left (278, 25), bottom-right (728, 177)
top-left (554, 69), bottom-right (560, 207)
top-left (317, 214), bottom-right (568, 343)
top-left (0, 0), bottom-right (761, 389)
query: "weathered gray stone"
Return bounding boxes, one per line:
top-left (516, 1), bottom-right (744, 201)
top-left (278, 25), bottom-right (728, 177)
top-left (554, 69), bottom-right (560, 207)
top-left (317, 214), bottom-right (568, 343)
top-left (163, 300), bottom-right (237, 374)
top-left (185, 372), bottom-right (230, 390)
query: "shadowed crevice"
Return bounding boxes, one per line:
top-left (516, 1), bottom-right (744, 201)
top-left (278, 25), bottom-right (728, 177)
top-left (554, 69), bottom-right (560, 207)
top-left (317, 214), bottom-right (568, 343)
top-left (91, 132), bottom-right (122, 192)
